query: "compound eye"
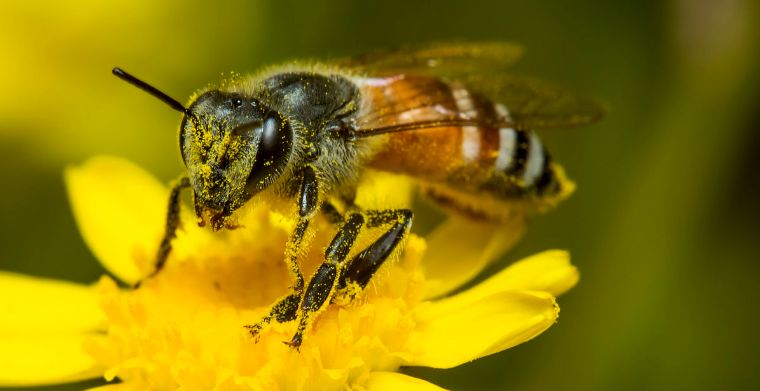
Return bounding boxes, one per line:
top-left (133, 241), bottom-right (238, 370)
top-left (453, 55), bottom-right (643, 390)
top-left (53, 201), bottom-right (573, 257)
top-left (261, 113), bottom-right (282, 152)
top-left (246, 111), bottom-right (293, 193)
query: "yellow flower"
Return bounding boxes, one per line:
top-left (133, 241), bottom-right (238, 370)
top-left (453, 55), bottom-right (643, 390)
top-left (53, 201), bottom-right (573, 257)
top-left (0, 156), bottom-right (578, 390)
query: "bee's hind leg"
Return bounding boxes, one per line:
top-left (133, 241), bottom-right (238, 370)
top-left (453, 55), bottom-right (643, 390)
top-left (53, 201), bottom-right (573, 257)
top-left (336, 209), bottom-right (413, 297)
top-left (286, 208), bottom-right (413, 350)
top-left (286, 212), bottom-right (366, 350)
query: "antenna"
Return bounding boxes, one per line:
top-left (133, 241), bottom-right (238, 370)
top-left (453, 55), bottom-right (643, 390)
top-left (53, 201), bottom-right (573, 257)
top-left (112, 67), bottom-right (189, 115)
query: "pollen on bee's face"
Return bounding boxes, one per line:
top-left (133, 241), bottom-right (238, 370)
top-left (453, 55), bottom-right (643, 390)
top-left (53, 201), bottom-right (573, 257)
top-left (188, 159), bottom-right (257, 227)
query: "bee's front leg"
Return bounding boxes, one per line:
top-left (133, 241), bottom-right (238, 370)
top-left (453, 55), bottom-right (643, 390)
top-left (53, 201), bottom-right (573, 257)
top-left (135, 176), bottom-right (190, 288)
top-left (244, 292), bottom-right (300, 341)
top-left (245, 166), bottom-right (319, 339)
top-left (287, 166), bottom-right (320, 293)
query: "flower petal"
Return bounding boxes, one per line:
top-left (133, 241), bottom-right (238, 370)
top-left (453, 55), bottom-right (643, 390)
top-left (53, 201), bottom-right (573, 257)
top-left (86, 383), bottom-right (139, 391)
top-left (0, 334), bottom-right (102, 386)
top-left (364, 371), bottom-right (447, 391)
top-left (407, 290), bottom-right (558, 368)
top-left (422, 215), bottom-right (525, 299)
top-left (0, 272), bottom-right (104, 333)
top-left (355, 170), bottom-right (415, 210)
top-left (65, 156), bottom-right (169, 284)
top-left (467, 250), bottom-right (579, 299)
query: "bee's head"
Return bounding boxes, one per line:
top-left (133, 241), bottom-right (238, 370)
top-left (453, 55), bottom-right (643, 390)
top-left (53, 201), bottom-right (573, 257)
top-left (180, 91), bottom-right (294, 223)
top-left (111, 68), bottom-right (294, 229)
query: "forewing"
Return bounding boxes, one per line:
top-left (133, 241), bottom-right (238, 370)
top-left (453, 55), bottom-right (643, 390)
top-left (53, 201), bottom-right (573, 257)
top-left (346, 42), bottom-right (604, 137)
top-left (353, 74), bottom-right (499, 138)
top-left (337, 42), bottom-right (524, 78)
top-left (461, 74), bottom-right (607, 129)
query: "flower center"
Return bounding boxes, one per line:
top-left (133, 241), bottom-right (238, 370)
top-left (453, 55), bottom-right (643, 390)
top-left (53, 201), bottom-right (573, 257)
top-left (88, 207), bottom-right (428, 390)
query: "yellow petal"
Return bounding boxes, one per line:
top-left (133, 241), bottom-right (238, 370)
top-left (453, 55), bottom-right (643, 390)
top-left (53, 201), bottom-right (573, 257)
top-left (408, 290), bottom-right (558, 368)
top-left (64, 156), bottom-right (169, 284)
top-left (354, 170), bottom-right (415, 210)
top-left (467, 250), bottom-right (579, 299)
top-left (0, 272), bottom-right (104, 333)
top-left (0, 334), bottom-right (102, 386)
top-left (422, 215), bottom-right (525, 299)
top-left (363, 371), bottom-right (447, 391)
top-left (86, 383), bottom-right (139, 391)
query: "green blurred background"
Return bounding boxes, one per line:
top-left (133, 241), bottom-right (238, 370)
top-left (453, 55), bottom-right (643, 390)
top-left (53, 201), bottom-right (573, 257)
top-left (1, 0), bottom-right (758, 390)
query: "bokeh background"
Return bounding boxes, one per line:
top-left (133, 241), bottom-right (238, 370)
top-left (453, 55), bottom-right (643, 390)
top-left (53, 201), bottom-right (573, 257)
top-left (1, 0), bottom-right (759, 390)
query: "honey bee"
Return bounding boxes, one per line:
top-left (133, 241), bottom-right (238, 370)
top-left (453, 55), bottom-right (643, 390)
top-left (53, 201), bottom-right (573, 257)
top-left (112, 42), bottom-right (603, 349)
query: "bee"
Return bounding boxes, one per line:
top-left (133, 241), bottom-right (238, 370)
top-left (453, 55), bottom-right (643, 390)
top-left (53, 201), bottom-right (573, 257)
top-left (112, 42), bottom-right (603, 349)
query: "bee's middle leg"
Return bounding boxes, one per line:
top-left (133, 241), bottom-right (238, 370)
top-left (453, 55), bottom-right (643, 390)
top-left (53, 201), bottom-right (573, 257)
top-left (320, 201), bottom-right (344, 225)
top-left (336, 209), bottom-right (413, 295)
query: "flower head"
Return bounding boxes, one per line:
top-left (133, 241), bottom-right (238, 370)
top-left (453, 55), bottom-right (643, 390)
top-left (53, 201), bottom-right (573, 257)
top-left (0, 156), bottom-right (578, 390)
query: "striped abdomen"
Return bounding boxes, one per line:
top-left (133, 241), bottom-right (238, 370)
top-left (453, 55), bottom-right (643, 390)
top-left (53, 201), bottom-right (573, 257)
top-left (355, 74), bottom-right (572, 220)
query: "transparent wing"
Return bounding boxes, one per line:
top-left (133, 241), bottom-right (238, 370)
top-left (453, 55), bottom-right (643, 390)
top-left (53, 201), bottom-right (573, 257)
top-left (337, 42), bottom-right (524, 77)
top-left (352, 73), bottom-right (604, 137)
top-left (461, 74), bottom-right (607, 129)
top-left (342, 43), bottom-right (604, 136)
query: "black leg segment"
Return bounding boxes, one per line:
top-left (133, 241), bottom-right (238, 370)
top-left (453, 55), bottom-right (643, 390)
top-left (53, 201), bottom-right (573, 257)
top-left (299, 166), bottom-right (319, 218)
top-left (244, 292), bottom-right (300, 341)
top-left (320, 201), bottom-right (344, 225)
top-left (287, 166), bottom-right (320, 293)
top-left (287, 213), bottom-right (365, 349)
top-left (245, 204), bottom-right (413, 351)
top-left (339, 209), bottom-right (413, 290)
top-left (245, 167), bottom-right (321, 339)
top-left (136, 176), bottom-right (190, 288)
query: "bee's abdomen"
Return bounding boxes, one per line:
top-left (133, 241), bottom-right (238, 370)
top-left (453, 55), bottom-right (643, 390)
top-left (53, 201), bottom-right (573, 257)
top-left (362, 76), bottom-right (568, 217)
top-left (420, 118), bottom-right (569, 221)
top-left (486, 122), bottom-right (559, 196)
